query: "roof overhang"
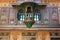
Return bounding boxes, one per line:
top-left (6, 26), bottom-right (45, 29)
top-left (12, 2), bottom-right (47, 7)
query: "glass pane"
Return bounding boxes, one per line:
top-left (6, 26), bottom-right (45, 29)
top-left (17, 9), bottom-right (24, 24)
top-left (34, 14), bottom-right (39, 21)
top-left (27, 13), bottom-right (33, 17)
top-left (17, 13), bottom-right (24, 21)
top-left (17, 9), bottom-right (24, 21)
top-left (34, 9), bottom-right (41, 23)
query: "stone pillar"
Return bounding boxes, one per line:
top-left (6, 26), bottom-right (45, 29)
top-left (10, 32), bottom-right (15, 40)
top-left (44, 32), bottom-right (50, 40)
top-left (37, 31), bottom-right (50, 40)
top-left (37, 31), bottom-right (43, 40)
top-left (10, 31), bottom-right (21, 40)
top-left (17, 31), bottom-right (22, 40)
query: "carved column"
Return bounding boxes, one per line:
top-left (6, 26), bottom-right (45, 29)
top-left (10, 32), bottom-right (14, 40)
top-left (44, 32), bottom-right (50, 40)
top-left (37, 31), bottom-right (43, 40)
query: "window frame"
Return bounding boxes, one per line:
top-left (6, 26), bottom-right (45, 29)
top-left (17, 9), bottom-right (25, 24)
top-left (34, 9), bottom-right (41, 24)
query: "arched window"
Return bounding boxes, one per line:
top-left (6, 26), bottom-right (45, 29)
top-left (34, 9), bottom-right (41, 23)
top-left (27, 7), bottom-right (31, 13)
top-left (17, 9), bottom-right (24, 21)
top-left (26, 6), bottom-right (33, 20)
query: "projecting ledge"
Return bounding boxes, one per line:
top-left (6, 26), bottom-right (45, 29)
top-left (0, 24), bottom-right (60, 30)
top-left (0, 24), bottom-right (60, 28)
top-left (0, 27), bottom-right (60, 31)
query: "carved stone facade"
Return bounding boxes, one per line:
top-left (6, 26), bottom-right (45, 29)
top-left (0, 0), bottom-right (60, 40)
